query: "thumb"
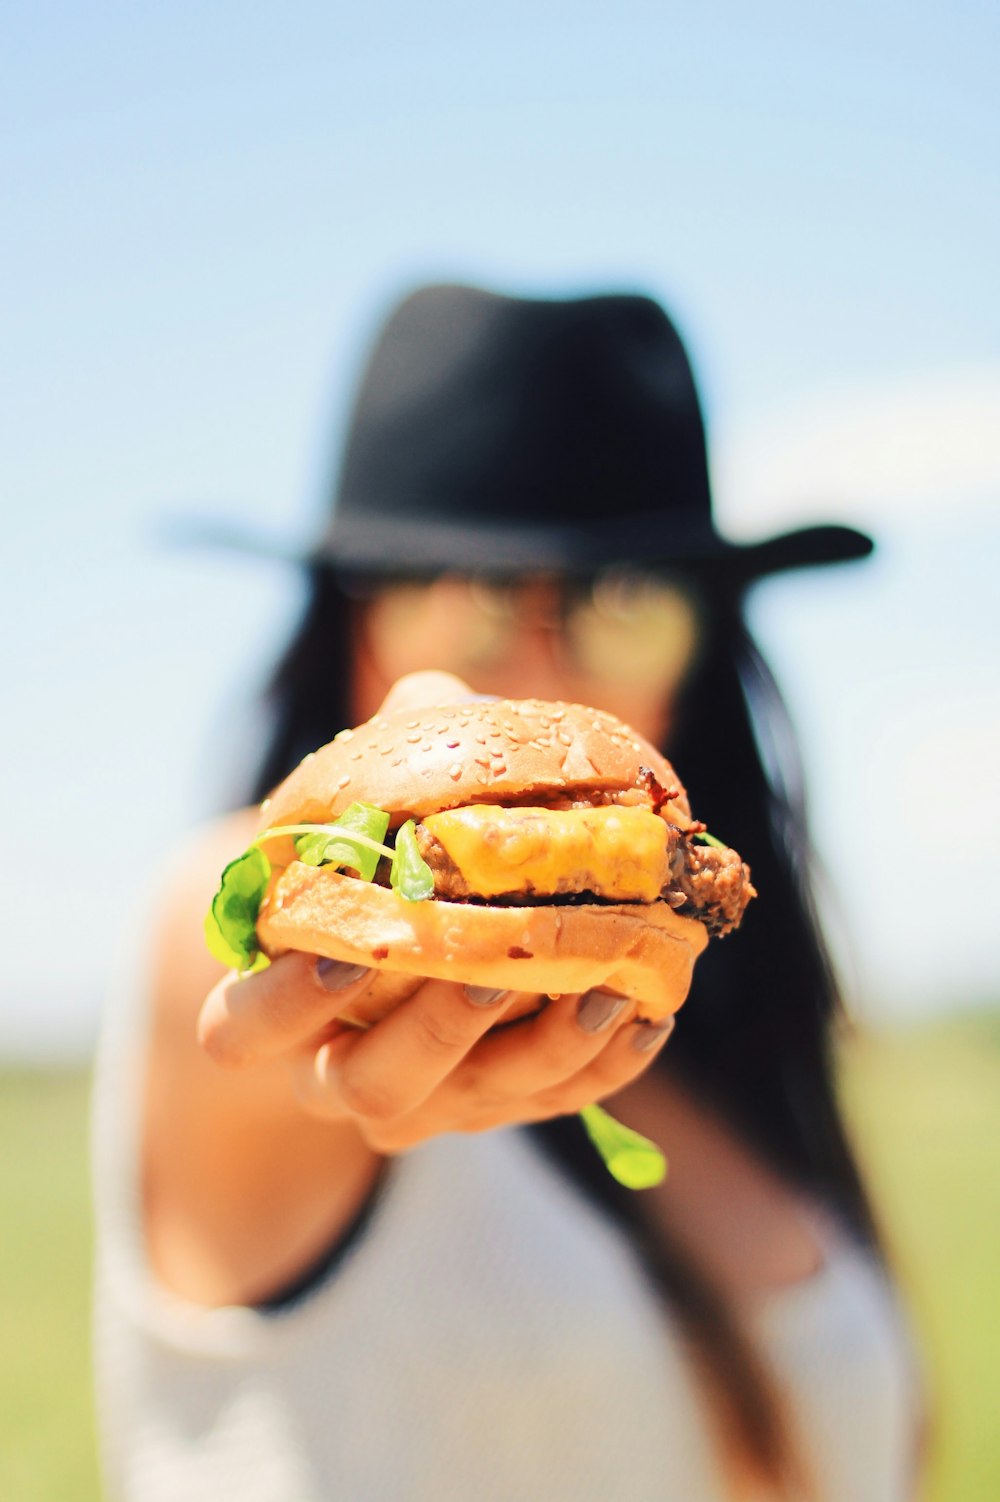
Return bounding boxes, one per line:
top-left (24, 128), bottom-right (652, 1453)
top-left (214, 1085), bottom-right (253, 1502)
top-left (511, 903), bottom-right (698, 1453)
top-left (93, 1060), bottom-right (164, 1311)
top-left (378, 670), bottom-right (484, 715)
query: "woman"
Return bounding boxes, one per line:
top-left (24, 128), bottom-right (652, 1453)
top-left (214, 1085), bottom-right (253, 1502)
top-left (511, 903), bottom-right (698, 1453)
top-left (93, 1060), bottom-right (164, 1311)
top-left (93, 285), bottom-right (920, 1500)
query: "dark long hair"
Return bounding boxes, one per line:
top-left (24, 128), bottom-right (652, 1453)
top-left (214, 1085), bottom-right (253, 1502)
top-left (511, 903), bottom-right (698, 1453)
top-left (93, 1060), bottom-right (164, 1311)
top-left (247, 565), bottom-right (879, 1493)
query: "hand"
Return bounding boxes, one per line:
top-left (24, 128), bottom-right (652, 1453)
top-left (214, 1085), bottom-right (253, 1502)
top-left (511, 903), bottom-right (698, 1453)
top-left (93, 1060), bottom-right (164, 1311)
top-left (199, 954), bottom-right (673, 1154)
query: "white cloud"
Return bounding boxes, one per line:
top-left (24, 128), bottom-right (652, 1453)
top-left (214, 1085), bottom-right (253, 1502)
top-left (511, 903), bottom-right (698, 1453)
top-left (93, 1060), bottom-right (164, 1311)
top-left (713, 365), bottom-right (1000, 537)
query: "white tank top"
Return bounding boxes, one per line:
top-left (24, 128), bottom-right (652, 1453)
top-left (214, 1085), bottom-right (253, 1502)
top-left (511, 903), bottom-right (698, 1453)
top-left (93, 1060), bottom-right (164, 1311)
top-left (93, 965), bottom-right (920, 1502)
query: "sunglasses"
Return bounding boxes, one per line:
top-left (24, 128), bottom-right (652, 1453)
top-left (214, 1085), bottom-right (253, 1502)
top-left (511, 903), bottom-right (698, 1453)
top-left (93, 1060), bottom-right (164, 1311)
top-left (352, 571), bottom-right (702, 692)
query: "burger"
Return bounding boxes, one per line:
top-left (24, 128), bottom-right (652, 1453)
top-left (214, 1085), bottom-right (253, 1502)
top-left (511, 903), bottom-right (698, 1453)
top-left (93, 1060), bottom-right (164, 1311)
top-left (205, 697), bottom-right (755, 1028)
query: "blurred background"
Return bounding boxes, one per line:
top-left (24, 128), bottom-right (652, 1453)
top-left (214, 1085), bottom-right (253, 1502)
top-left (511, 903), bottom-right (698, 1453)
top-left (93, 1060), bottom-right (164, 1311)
top-left (2, 3), bottom-right (997, 1498)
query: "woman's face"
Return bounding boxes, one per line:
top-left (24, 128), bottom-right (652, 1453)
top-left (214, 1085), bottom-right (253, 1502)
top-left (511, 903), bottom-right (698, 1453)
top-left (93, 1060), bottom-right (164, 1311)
top-left (349, 573), bottom-right (701, 748)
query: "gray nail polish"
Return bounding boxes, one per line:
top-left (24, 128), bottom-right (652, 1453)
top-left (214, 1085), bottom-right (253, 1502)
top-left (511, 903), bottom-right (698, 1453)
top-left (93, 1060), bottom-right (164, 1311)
top-left (316, 958), bottom-right (369, 990)
top-left (576, 989), bottom-right (627, 1033)
top-left (632, 1018), bottom-right (674, 1053)
top-left (463, 983), bottom-right (508, 1007)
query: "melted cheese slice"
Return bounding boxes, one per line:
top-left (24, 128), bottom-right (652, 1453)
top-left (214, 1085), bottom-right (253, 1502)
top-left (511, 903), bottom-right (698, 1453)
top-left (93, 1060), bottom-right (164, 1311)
top-left (422, 804), bottom-right (670, 902)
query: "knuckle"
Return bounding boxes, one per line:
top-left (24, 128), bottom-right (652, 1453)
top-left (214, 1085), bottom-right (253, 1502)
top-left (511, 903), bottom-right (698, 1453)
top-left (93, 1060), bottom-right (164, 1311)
top-left (411, 1005), bottom-right (473, 1058)
top-left (552, 1027), bottom-right (589, 1067)
top-left (455, 1089), bottom-right (510, 1127)
top-left (198, 1018), bottom-right (250, 1068)
top-left (295, 1081), bottom-right (347, 1122)
top-left (335, 1066), bottom-right (401, 1122)
top-left (531, 1032), bottom-right (586, 1082)
top-left (363, 1121), bottom-right (420, 1153)
top-left (528, 1085), bottom-right (580, 1118)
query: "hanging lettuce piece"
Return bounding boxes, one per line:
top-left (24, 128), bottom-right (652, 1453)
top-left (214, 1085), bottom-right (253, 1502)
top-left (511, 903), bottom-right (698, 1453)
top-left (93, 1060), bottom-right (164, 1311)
top-left (579, 1103), bottom-right (667, 1189)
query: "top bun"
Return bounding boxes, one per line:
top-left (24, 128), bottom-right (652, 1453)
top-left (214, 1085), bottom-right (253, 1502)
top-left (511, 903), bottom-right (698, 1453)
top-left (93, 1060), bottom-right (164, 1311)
top-left (260, 698), bottom-right (692, 829)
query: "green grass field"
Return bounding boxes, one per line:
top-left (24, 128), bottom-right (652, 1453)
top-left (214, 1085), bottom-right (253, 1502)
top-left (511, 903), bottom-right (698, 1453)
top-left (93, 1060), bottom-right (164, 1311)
top-left (1, 1014), bottom-right (998, 1501)
top-left (840, 1013), bottom-right (1000, 1502)
top-left (0, 1069), bottom-right (100, 1502)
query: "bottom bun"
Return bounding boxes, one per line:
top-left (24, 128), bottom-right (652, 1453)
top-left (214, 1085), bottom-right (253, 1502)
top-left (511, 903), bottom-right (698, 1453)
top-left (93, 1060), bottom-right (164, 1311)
top-left (258, 863), bottom-right (708, 1024)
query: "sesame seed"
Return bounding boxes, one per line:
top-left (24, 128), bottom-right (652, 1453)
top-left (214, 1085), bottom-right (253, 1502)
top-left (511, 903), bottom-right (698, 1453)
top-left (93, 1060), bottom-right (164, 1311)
top-left (406, 732), bottom-right (422, 744)
top-left (448, 762), bottom-right (463, 779)
top-left (445, 739), bottom-right (460, 749)
top-left (333, 728), bottom-right (354, 742)
top-left (337, 774), bottom-right (351, 788)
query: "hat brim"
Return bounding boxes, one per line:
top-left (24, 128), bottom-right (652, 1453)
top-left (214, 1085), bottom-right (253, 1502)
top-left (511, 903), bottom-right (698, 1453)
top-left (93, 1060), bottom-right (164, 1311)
top-left (166, 511), bottom-right (873, 584)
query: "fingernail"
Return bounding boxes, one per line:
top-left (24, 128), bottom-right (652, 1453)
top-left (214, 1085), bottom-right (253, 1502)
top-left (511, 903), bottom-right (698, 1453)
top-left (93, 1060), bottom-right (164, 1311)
top-left (632, 1018), bottom-right (675, 1053)
top-left (576, 989), bottom-right (627, 1033)
top-left (316, 958), bottom-right (369, 991)
top-left (463, 983), bottom-right (508, 1007)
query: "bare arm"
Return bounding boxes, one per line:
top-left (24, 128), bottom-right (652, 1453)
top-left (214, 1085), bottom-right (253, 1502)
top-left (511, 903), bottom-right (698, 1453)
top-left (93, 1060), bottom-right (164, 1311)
top-left (141, 812), bottom-right (383, 1307)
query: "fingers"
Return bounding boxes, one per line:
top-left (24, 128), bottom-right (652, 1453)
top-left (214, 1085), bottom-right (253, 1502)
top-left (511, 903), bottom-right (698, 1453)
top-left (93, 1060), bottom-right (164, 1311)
top-left (292, 981), bottom-right (675, 1148)
top-left (520, 1013), bottom-right (676, 1122)
top-left (201, 954), bottom-right (676, 1155)
top-left (426, 992), bottom-right (675, 1129)
top-left (457, 988), bottom-right (638, 1100)
top-left (290, 979), bottom-right (526, 1122)
top-left (198, 953), bottom-right (419, 1065)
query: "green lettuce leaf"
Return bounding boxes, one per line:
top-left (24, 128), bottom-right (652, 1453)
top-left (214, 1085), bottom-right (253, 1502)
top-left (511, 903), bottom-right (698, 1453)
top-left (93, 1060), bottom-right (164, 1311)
top-left (204, 803), bottom-right (436, 969)
top-left (204, 846), bottom-right (271, 971)
top-left (579, 1103), bottom-right (667, 1189)
top-left (294, 802), bottom-right (391, 881)
top-left (389, 819), bottom-right (435, 902)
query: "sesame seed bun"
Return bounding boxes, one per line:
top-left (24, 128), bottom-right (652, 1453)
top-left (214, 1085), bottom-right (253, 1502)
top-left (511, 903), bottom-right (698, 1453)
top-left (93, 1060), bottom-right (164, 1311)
top-left (259, 698), bottom-right (694, 830)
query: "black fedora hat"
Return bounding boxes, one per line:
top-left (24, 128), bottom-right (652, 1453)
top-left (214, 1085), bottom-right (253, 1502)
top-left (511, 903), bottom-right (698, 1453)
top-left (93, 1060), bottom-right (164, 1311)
top-left (190, 283), bottom-right (873, 583)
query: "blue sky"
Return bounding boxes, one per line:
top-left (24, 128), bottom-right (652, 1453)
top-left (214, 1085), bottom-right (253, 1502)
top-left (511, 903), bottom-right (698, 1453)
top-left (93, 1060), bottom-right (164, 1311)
top-left (2, 3), bottom-right (998, 1056)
